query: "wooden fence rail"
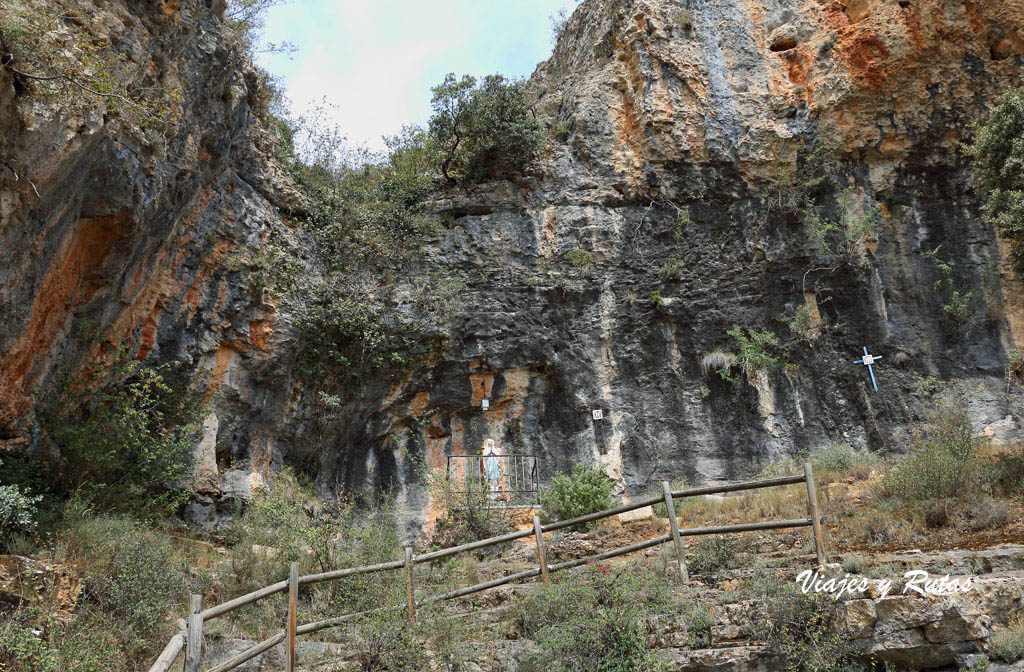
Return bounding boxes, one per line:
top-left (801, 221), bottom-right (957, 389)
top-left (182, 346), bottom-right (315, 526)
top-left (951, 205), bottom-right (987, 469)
top-left (148, 465), bottom-right (827, 672)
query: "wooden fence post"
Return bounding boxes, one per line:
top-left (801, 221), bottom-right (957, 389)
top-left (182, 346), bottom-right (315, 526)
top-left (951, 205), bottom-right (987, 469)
top-left (532, 515), bottom-right (549, 585)
top-left (286, 562), bottom-right (298, 672)
top-left (662, 481), bottom-right (688, 582)
top-left (184, 594), bottom-right (202, 672)
top-left (803, 463), bottom-right (827, 566)
top-left (404, 545), bottom-right (416, 626)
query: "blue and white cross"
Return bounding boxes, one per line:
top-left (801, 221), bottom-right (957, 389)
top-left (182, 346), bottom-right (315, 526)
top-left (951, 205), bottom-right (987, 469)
top-left (853, 346), bottom-right (882, 391)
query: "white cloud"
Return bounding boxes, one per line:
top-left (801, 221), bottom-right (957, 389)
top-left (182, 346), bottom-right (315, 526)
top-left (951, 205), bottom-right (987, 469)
top-left (255, 0), bottom-right (578, 151)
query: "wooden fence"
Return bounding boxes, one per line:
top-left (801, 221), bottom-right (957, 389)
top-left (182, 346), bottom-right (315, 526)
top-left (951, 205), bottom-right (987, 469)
top-left (148, 464), bottom-right (826, 672)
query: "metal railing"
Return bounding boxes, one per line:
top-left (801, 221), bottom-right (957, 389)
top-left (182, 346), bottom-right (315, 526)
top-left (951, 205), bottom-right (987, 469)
top-left (149, 463), bottom-right (827, 672)
top-left (446, 453), bottom-right (539, 508)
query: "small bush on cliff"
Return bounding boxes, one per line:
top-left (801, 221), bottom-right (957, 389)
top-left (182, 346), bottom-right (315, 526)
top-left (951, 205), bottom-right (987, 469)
top-left (926, 246), bottom-right (978, 330)
top-left (718, 327), bottom-right (786, 381)
top-left (539, 463), bottom-right (615, 528)
top-left (428, 73), bottom-right (543, 184)
top-left (969, 75), bottom-right (1024, 272)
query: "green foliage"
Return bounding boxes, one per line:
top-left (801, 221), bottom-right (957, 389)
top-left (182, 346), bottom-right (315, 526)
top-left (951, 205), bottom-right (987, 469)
top-left (81, 523), bottom-right (189, 643)
top-left (745, 570), bottom-right (859, 672)
top-left (429, 73), bottom-right (543, 184)
top-left (764, 144), bottom-right (877, 260)
top-left (968, 75), bottom-right (1024, 271)
top-left (658, 256), bottom-right (687, 281)
top-left (539, 463), bottom-right (615, 529)
top-left (291, 119), bottom-right (439, 268)
top-left (880, 389), bottom-right (989, 502)
top-left (805, 187), bottom-right (878, 257)
top-left (0, 608), bottom-right (59, 672)
top-left (516, 568), bottom-right (668, 672)
top-left (36, 352), bottom-right (201, 517)
top-left (649, 290), bottom-right (666, 311)
top-left (565, 248), bottom-right (594, 271)
top-left (353, 615), bottom-right (431, 672)
top-left (553, 120), bottom-right (571, 142)
top-left (926, 246), bottom-right (977, 329)
top-left (0, 480), bottom-right (41, 552)
top-left (761, 442), bottom-right (878, 482)
top-left (764, 143), bottom-right (834, 217)
top-left (683, 602), bottom-right (714, 647)
top-left (990, 620), bottom-right (1024, 663)
top-left (293, 282), bottom-right (440, 387)
top-left (720, 327), bottom-right (786, 381)
top-left (227, 468), bottom-right (401, 619)
top-left (225, 0), bottom-right (292, 51)
top-left (688, 536), bottom-right (739, 575)
top-left (783, 302), bottom-right (815, 338)
top-left (248, 229), bottom-right (304, 296)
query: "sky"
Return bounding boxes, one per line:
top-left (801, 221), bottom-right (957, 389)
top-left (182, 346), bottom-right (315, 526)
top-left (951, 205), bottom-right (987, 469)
top-left (255, 0), bottom-right (579, 152)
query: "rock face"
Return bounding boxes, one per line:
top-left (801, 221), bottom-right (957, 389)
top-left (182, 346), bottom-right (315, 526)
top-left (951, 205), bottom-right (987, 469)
top-left (2, 0), bottom-right (1024, 526)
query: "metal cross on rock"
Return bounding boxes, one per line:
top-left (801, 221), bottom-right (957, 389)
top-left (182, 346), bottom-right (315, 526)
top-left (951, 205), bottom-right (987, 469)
top-left (853, 346), bottom-right (883, 391)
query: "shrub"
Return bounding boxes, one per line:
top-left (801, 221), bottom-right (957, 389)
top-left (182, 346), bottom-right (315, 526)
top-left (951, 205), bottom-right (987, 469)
top-left (659, 257), bottom-right (687, 281)
top-left (990, 619), bottom-right (1024, 663)
top-left (226, 468), bottom-right (401, 623)
top-left (745, 569), bottom-right (858, 672)
top-left (83, 526), bottom-right (189, 642)
top-left (720, 327), bottom-right (786, 381)
top-left (565, 249), bottom-right (594, 271)
top-left (926, 246), bottom-right (977, 330)
top-left (0, 482), bottom-right (41, 552)
top-left (688, 536), bottom-right (738, 575)
top-left (683, 602), bottom-right (714, 648)
top-left (0, 0), bottom-right (179, 133)
top-left (880, 393), bottom-right (988, 502)
top-left (842, 554), bottom-right (865, 574)
top-left (353, 614), bottom-right (430, 672)
top-left (0, 608), bottom-right (59, 672)
top-left (809, 442), bottom-right (878, 480)
top-left (539, 463), bottom-right (615, 529)
top-left (428, 73), bottom-right (543, 184)
top-left (516, 568), bottom-right (668, 672)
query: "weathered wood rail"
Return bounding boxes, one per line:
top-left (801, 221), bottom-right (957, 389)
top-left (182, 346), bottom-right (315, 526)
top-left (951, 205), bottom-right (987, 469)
top-left (149, 464), bottom-right (827, 672)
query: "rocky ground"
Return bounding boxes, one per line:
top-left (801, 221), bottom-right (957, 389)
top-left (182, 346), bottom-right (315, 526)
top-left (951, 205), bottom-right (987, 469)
top-left (185, 532), bottom-right (1024, 672)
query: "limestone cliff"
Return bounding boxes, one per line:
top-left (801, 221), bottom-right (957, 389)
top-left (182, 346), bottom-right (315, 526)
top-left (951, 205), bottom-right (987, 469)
top-left (2, 0), bottom-right (1024, 528)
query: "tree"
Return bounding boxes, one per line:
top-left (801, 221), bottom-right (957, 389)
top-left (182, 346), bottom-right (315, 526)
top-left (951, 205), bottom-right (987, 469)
top-left (428, 73), bottom-right (543, 184)
top-left (969, 75), bottom-right (1024, 271)
top-left (429, 73), bottom-right (477, 183)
